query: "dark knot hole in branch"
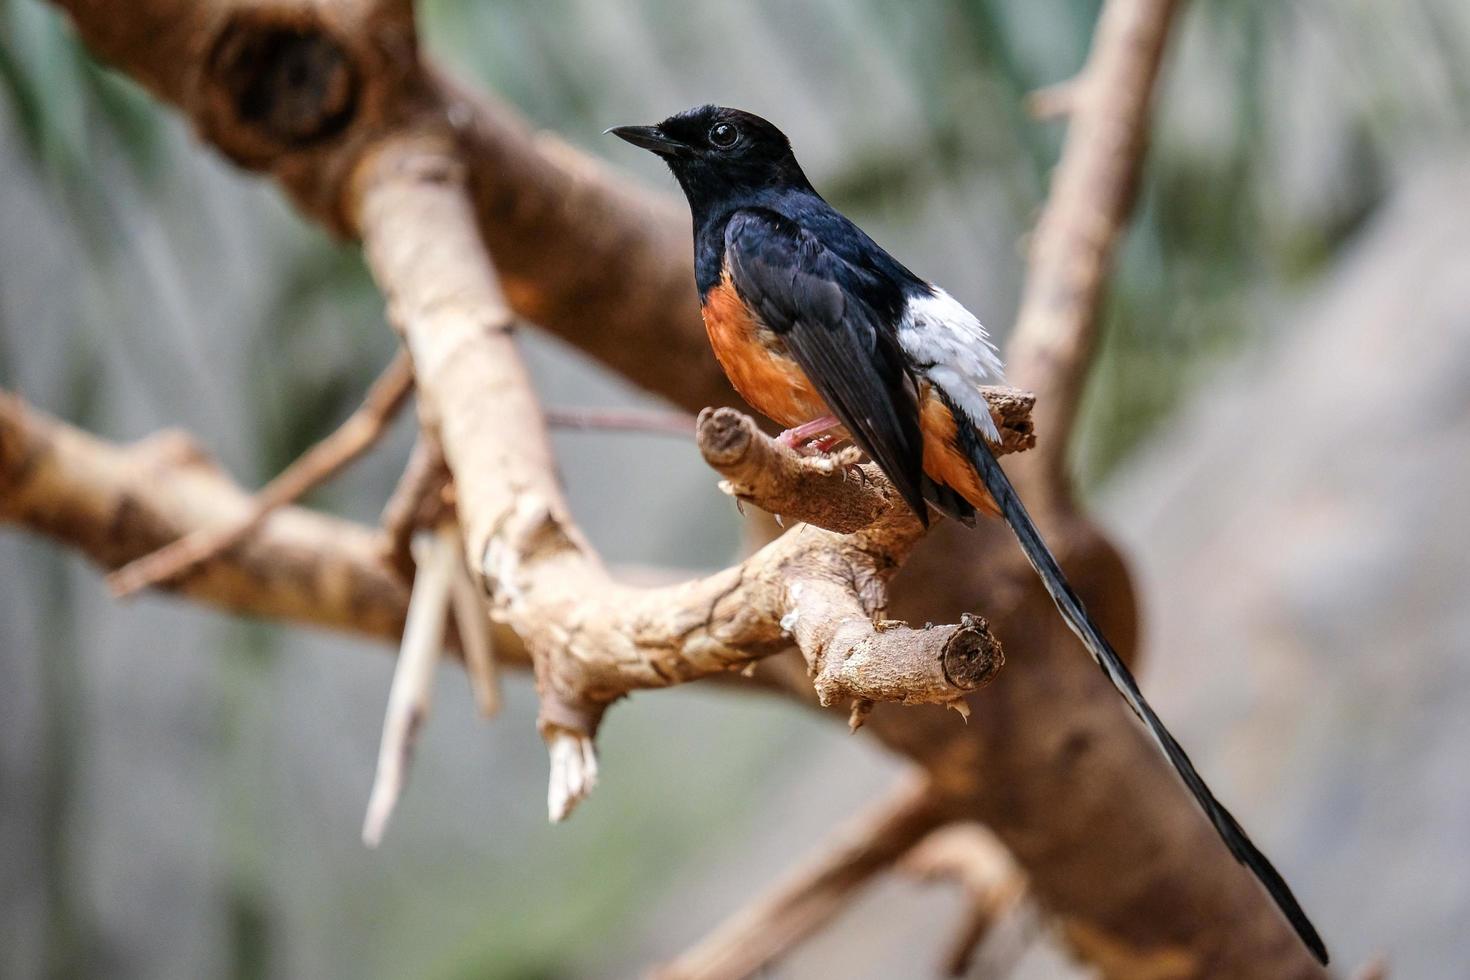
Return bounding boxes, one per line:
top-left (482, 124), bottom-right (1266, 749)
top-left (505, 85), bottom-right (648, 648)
top-left (207, 15), bottom-right (360, 159)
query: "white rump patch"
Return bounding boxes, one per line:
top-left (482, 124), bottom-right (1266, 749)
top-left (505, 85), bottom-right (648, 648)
top-left (897, 288), bottom-right (1004, 442)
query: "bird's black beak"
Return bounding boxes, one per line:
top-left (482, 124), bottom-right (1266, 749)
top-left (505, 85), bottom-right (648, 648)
top-left (605, 125), bottom-right (688, 158)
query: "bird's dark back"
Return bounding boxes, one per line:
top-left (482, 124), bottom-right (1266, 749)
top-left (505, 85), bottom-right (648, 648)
top-left (693, 187), bottom-right (928, 328)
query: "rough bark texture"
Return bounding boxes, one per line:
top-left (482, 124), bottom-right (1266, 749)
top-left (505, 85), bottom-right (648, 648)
top-left (14, 0), bottom-right (1329, 975)
top-left (697, 391), bottom-right (1034, 535)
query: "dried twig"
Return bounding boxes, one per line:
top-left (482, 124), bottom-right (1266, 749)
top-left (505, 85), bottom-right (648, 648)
top-left (362, 524), bottom-right (457, 847)
top-left (447, 540), bottom-right (500, 717)
top-left (656, 778), bottom-right (946, 980)
top-left (107, 350), bottom-right (414, 597)
top-left (378, 434), bottom-right (450, 581)
top-left (0, 390), bottom-right (421, 644)
top-left (901, 824), bottom-right (1031, 977)
top-left (544, 406), bottom-right (694, 437)
top-left (1025, 77), bottom-right (1083, 120)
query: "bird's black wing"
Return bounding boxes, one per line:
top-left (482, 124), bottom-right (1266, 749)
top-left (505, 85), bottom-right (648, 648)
top-left (724, 208), bottom-right (928, 520)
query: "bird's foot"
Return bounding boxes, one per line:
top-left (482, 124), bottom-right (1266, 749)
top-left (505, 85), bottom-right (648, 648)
top-left (776, 415), bottom-right (842, 457)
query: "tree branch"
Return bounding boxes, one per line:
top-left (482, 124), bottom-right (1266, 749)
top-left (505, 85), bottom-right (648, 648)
top-left (1005, 0), bottom-right (1183, 509)
top-left (349, 134), bottom-right (1009, 750)
top-left (901, 823), bottom-right (1031, 977)
top-left (0, 389), bottom-right (417, 645)
top-left (696, 390), bottom-right (1034, 535)
top-left (106, 347), bottom-right (414, 597)
top-left (656, 777), bottom-right (947, 980)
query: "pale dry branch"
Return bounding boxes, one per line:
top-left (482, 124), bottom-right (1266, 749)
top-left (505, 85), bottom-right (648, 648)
top-left (0, 390), bottom-right (419, 643)
top-left (0, 390), bottom-right (547, 676)
top-left (1026, 77), bottom-right (1083, 120)
top-left (1006, 0), bottom-right (1183, 509)
top-left (657, 777), bottom-right (947, 980)
top-left (363, 524), bottom-right (456, 847)
top-left (447, 532), bottom-right (501, 717)
top-left (107, 349), bottom-right (413, 597)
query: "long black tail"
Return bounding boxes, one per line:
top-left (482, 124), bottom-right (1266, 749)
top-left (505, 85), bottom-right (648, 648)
top-left (950, 404), bottom-right (1328, 965)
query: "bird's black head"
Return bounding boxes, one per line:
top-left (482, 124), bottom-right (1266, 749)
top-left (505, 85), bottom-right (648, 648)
top-left (607, 105), bottom-right (812, 218)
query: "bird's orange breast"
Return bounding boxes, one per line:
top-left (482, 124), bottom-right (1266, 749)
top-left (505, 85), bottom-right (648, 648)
top-left (701, 273), bottom-right (998, 520)
top-left (701, 274), bottom-right (827, 427)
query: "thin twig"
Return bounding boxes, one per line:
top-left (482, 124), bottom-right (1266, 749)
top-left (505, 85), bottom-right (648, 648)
top-left (655, 777), bottom-right (945, 980)
top-left (544, 406), bottom-right (695, 438)
top-left (362, 524), bottom-right (457, 848)
top-left (108, 350), bottom-right (414, 597)
top-left (447, 540), bottom-right (501, 717)
top-left (1025, 76), bottom-right (1084, 120)
top-left (901, 823), bottom-right (1030, 977)
top-left (378, 434), bottom-right (450, 581)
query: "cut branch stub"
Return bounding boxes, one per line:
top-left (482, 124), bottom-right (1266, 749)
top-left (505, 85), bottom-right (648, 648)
top-left (941, 613), bottom-right (1005, 691)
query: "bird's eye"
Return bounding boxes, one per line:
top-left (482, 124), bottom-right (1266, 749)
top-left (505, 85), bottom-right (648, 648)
top-left (708, 122), bottom-right (739, 148)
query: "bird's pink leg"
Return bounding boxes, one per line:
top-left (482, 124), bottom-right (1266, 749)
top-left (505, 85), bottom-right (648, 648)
top-left (776, 415), bottom-right (843, 456)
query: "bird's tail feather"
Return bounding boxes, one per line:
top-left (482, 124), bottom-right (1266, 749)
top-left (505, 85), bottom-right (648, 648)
top-left (944, 393), bottom-right (1328, 966)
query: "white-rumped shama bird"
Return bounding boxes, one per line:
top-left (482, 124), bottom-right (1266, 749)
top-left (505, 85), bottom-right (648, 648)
top-left (610, 105), bottom-right (1327, 965)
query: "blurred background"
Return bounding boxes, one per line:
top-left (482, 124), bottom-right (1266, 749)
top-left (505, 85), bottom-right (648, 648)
top-left (2, 0), bottom-right (1469, 976)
